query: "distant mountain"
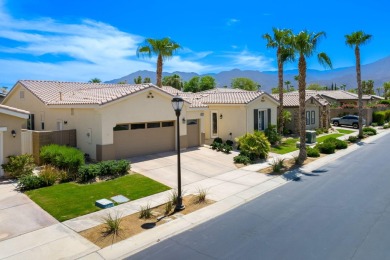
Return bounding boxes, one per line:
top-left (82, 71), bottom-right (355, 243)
top-left (107, 56), bottom-right (390, 93)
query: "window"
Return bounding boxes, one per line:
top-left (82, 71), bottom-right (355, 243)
top-left (131, 123), bottom-right (145, 130)
top-left (187, 119), bottom-right (198, 125)
top-left (162, 121), bottom-right (174, 127)
top-left (147, 122), bottom-right (160, 128)
top-left (258, 110), bottom-right (266, 130)
top-left (211, 112), bottom-right (218, 137)
top-left (113, 124), bottom-right (129, 131)
top-left (306, 111), bottom-right (310, 125)
top-left (27, 114), bottom-right (35, 130)
top-left (311, 111), bottom-right (315, 124)
top-left (41, 122), bottom-right (45, 130)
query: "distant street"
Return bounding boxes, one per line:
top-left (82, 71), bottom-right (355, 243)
top-left (128, 133), bottom-right (390, 260)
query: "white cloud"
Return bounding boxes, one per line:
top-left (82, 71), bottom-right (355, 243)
top-left (227, 18), bottom-right (240, 26)
top-left (164, 56), bottom-right (212, 73)
top-left (223, 50), bottom-right (275, 71)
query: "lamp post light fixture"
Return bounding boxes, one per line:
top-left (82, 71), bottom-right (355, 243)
top-left (171, 94), bottom-right (185, 211)
top-left (11, 130), bottom-right (16, 138)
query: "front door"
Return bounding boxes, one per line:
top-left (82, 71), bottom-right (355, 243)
top-left (211, 111), bottom-right (218, 138)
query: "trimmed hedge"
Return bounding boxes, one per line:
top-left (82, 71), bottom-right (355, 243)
top-left (324, 137), bottom-right (348, 149)
top-left (316, 142), bottom-right (336, 154)
top-left (363, 127), bottom-right (377, 135)
top-left (307, 147), bottom-right (320, 157)
top-left (78, 160), bottom-right (130, 181)
top-left (233, 154), bottom-right (251, 165)
top-left (373, 110), bottom-right (390, 125)
top-left (40, 144), bottom-right (85, 173)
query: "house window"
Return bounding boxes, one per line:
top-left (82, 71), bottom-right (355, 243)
top-left (27, 114), bottom-right (35, 130)
top-left (131, 123), bottom-right (145, 130)
top-left (187, 119), bottom-right (198, 125)
top-left (311, 111), bottom-right (315, 124)
top-left (211, 111), bottom-right (218, 138)
top-left (306, 111), bottom-right (310, 125)
top-left (147, 122), bottom-right (160, 128)
top-left (113, 124), bottom-right (129, 131)
top-left (162, 121), bottom-right (174, 127)
top-left (41, 122), bottom-right (45, 130)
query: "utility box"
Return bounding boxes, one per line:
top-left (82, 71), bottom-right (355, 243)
top-left (306, 130), bottom-right (316, 144)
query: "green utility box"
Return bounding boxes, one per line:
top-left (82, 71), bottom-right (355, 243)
top-left (306, 130), bottom-right (316, 144)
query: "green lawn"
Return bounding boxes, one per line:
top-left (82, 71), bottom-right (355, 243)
top-left (336, 129), bottom-right (355, 134)
top-left (316, 133), bottom-right (345, 143)
top-left (26, 174), bottom-right (170, 222)
top-left (271, 138), bottom-right (299, 154)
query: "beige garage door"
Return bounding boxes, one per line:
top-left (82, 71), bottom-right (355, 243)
top-left (113, 121), bottom-right (175, 159)
top-left (187, 119), bottom-right (200, 148)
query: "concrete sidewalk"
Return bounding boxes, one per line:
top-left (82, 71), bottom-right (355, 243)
top-left (1, 127), bottom-right (386, 260)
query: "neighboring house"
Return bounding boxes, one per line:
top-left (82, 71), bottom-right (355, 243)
top-left (305, 90), bottom-right (383, 107)
top-left (272, 93), bottom-right (330, 133)
top-left (0, 92), bottom-right (6, 103)
top-left (0, 105), bottom-right (30, 177)
top-left (3, 81), bottom-right (279, 160)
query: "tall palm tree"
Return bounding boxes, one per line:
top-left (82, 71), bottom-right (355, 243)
top-left (292, 31), bottom-right (332, 164)
top-left (137, 38), bottom-right (181, 87)
top-left (345, 31), bottom-right (372, 137)
top-left (284, 80), bottom-right (291, 92)
top-left (263, 28), bottom-right (294, 134)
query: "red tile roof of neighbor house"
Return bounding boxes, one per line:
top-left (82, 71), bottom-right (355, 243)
top-left (304, 90), bottom-right (373, 100)
top-left (16, 81), bottom-right (278, 108)
top-left (0, 104), bottom-right (30, 115)
top-left (272, 93), bottom-right (329, 107)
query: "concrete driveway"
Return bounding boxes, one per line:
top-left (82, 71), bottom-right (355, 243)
top-left (129, 147), bottom-right (239, 188)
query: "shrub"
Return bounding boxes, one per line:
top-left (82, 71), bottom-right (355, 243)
top-left (225, 140), bottom-right (234, 146)
top-left (164, 200), bottom-right (173, 215)
top-left (233, 155), bottom-right (251, 165)
top-left (222, 144), bottom-right (233, 154)
top-left (264, 125), bottom-right (282, 145)
top-left (348, 135), bottom-right (358, 143)
top-left (213, 137), bottom-right (223, 144)
top-left (17, 174), bottom-right (45, 191)
top-left (378, 100), bottom-right (390, 105)
top-left (315, 128), bottom-right (324, 135)
top-left (194, 187), bottom-right (208, 204)
top-left (211, 142), bottom-right (222, 150)
top-left (77, 160), bottom-right (130, 181)
top-left (371, 122), bottom-right (378, 127)
top-left (307, 147), bottom-right (320, 157)
top-left (235, 131), bottom-right (271, 160)
top-left (324, 137), bottom-right (348, 149)
top-left (384, 124), bottom-right (390, 129)
top-left (271, 158), bottom-right (284, 173)
top-left (373, 111), bottom-right (386, 125)
top-left (363, 127), bottom-right (377, 135)
top-left (40, 144), bottom-right (84, 173)
top-left (39, 165), bottom-right (59, 186)
top-left (316, 142), bottom-right (336, 154)
top-left (1, 154), bottom-right (35, 179)
top-left (102, 212), bottom-right (122, 239)
top-left (139, 203), bottom-right (152, 219)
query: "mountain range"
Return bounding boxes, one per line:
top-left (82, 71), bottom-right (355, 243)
top-left (107, 56), bottom-right (390, 93)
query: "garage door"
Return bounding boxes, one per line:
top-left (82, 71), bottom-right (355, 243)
top-left (187, 119), bottom-right (200, 148)
top-left (113, 121), bottom-right (175, 159)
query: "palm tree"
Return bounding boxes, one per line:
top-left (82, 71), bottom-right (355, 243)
top-left (137, 38), bottom-right (181, 87)
top-left (292, 31), bottom-right (332, 164)
top-left (345, 31), bottom-right (372, 137)
top-left (284, 80), bottom-right (291, 92)
top-left (89, 78), bottom-right (101, 83)
top-left (263, 28), bottom-right (294, 134)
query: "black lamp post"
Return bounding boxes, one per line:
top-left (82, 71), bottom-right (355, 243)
top-left (171, 94), bottom-right (185, 211)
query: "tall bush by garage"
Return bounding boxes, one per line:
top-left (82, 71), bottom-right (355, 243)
top-left (40, 144), bottom-right (84, 173)
top-left (372, 111), bottom-right (386, 125)
top-left (235, 131), bottom-right (270, 160)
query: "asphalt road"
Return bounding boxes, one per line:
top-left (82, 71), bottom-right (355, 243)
top-left (128, 133), bottom-right (390, 260)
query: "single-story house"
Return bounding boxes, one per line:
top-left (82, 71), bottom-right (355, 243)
top-left (272, 92), bottom-right (330, 133)
top-left (0, 105), bottom-right (30, 177)
top-left (2, 81), bottom-right (279, 161)
top-left (305, 90), bottom-right (383, 107)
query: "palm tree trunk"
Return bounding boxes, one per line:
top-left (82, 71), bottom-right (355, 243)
top-left (298, 54), bottom-right (307, 164)
top-left (355, 46), bottom-right (363, 137)
top-left (277, 49), bottom-right (284, 134)
top-left (156, 54), bottom-right (163, 87)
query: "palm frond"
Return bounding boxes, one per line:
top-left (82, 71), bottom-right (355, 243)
top-left (317, 52), bottom-right (333, 69)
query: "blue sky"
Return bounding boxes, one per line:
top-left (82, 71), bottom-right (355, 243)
top-left (0, 0), bottom-right (389, 87)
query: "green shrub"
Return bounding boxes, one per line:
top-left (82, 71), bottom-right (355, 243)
top-left (233, 155), bottom-right (251, 165)
top-left (264, 125), bottom-right (282, 145)
top-left (139, 203), bottom-right (152, 219)
top-left (316, 142), bottom-right (336, 154)
top-left (371, 122), bottom-right (378, 127)
top-left (211, 142), bottom-right (222, 150)
top-left (78, 160), bottom-right (130, 181)
top-left (315, 128), bottom-right (324, 135)
top-left (225, 140), bottom-right (234, 146)
top-left (384, 124), bottom-right (390, 129)
top-left (324, 137), bottom-right (348, 149)
top-left (307, 147), bottom-right (320, 157)
top-left (102, 212), bottom-right (122, 239)
top-left (235, 131), bottom-right (271, 160)
top-left (373, 111), bottom-right (386, 125)
top-left (213, 137), bottom-right (223, 144)
top-left (39, 165), bottom-right (59, 186)
top-left (222, 144), bottom-right (232, 154)
top-left (17, 174), bottom-right (45, 191)
top-left (348, 135), bottom-right (358, 143)
top-left (323, 128), bottom-right (329, 134)
top-left (40, 144), bottom-right (84, 173)
top-left (1, 154), bottom-right (35, 178)
top-left (378, 100), bottom-right (390, 105)
top-left (363, 127), bottom-right (377, 135)
top-left (271, 158), bottom-right (285, 173)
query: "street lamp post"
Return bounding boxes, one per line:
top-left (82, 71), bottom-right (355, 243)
top-left (171, 94), bottom-right (185, 211)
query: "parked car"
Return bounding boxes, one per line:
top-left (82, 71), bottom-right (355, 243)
top-left (331, 115), bottom-right (366, 128)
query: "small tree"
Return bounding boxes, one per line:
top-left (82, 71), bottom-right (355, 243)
top-left (162, 74), bottom-right (183, 90)
top-left (231, 77), bottom-right (258, 91)
top-left (89, 78), bottom-right (101, 83)
top-left (134, 76), bottom-right (142, 84)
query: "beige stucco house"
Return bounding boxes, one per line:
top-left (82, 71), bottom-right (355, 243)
top-left (272, 92), bottom-right (330, 133)
top-left (3, 81), bottom-right (278, 161)
top-left (0, 105), bottom-right (30, 177)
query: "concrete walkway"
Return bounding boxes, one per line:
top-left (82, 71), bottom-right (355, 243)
top-left (0, 127), bottom-right (386, 259)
